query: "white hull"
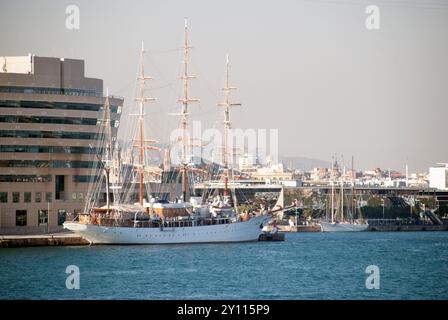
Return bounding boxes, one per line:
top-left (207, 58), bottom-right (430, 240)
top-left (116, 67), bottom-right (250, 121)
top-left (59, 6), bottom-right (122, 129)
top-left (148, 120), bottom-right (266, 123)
top-left (63, 215), bottom-right (270, 244)
top-left (320, 221), bottom-right (369, 232)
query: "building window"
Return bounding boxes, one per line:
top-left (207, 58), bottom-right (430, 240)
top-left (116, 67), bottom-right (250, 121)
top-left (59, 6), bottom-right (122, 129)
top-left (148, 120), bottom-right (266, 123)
top-left (35, 192), bottom-right (42, 203)
top-left (16, 210), bottom-right (27, 226)
top-left (0, 160), bottom-right (96, 168)
top-left (0, 146), bottom-right (100, 155)
top-left (72, 193), bottom-right (77, 200)
top-left (72, 175), bottom-right (98, 183)
top-left (0, 87), bottom-right (103, 97)
top-left (45, 192), bottom-right (52, 202)
top-left (0, 115), bottom-right (97, 126)
top-left (58, 209), bottom-right (67, 226)
top-left (55, 175), bottom-right (65, 200)
top-left (0, 130), bottom-right (100, 140)
top-left (0, 100), bottom-right (121, 112)
top-left (0, 192), bottom-right (7, 203)
top-left (78, 193), bottom-right (84, 200)
top-left (13, 192), bottom-right (20, 203)
top-left (0, 175), bottom-right (52, 182)
top-left (24, 192), bottom-right (32, 203)
top-left (38, 209), bottom-right (48, 226)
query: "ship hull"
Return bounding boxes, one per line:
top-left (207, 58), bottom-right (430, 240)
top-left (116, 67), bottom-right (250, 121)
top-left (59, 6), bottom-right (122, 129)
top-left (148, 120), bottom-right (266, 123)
top-left (63, 215), bottom-right (270, 244)
top-left (320, 222), bottom-right (369, 232)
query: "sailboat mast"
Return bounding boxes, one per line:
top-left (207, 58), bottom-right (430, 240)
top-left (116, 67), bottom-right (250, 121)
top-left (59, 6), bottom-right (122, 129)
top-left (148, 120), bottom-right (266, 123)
top-left (178, 18), bottom-right (198, 201)
top-left (223, 57), bottom-right (229, 197)
top-left (341, 165), bottom-right (345, 222)
top-left (351, 155), bottom-right (355, 221)
top-left (104, 89), bottom-right (112, 209)
top-left (330, 154), bottom-right (334, 223)
top-left (135, 42), bottom-right (156, 206)
top-left (218, 54), bottom-right (241, 197)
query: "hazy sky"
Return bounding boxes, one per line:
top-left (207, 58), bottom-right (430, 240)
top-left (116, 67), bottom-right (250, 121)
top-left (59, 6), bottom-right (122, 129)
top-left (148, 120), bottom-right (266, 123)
top-left (1, 0), bottom-right (447, 172)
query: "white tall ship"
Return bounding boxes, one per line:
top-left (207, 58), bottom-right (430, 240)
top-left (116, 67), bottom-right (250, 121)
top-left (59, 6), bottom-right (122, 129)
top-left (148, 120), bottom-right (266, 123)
top-left (64, 21), bottom-right (292, 244)
top-left (64, 207), bottom-right (270, 244)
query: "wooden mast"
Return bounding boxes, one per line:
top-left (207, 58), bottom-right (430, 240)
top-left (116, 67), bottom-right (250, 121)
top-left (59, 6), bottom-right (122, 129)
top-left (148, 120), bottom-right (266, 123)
top-left (218, 54), bottom-right (241, 197)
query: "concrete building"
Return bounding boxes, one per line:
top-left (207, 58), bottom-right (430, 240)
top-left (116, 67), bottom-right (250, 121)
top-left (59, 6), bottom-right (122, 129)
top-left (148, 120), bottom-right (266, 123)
top-left (429, 164), bottom-right (448, 191)
top-left (238, 153), bottom-right (258, 171)
top-left (0, 54), bottom-right (123, 234)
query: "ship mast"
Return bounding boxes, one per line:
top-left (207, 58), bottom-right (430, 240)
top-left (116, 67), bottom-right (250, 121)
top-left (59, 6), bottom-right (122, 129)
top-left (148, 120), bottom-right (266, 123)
top-left (133, 42), bottom-right (156, 206)
top-left (218, 54), bottom-right (241, 197)
top-left (341, 164), bottom-right (345, 222)
top-left (177, 18), bottom-right (198, 201)
top-left (104, 89), bottom-right (112, 209)
top-left (330, 155), bottom-right (334, 223)
top-left (91, 89), bottom-right (113, 210)
top-left (351, 155), bottom-right (355, 221)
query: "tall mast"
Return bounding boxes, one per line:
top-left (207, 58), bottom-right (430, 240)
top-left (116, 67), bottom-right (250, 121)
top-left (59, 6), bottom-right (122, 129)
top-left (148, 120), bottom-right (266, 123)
top-left (104, 89), bottom-right (112, 209)
top-left (341, 164), bottom-right (345, 222)
top-left (330, 155), bottom-right (334, 223)
top-left (133, 42), bottom-right (156, 206)
top-left (177, 18), bottom-right (198, 201)
top-left (351, 155), bottom-right (355, 221)
top-left (218, 54), bottom-right (241, 197)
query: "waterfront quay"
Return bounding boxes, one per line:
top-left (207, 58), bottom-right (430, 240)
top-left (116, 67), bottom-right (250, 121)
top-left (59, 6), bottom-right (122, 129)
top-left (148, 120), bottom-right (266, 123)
top-left (367, 219), bottom-right (448, 231)
top-left (0, 233), bottom-right (88, 248)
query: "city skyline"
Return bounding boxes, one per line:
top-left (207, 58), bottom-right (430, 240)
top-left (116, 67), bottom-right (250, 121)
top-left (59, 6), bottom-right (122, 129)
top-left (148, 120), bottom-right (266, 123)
top-left (1, 0), bottom-right (447, 171)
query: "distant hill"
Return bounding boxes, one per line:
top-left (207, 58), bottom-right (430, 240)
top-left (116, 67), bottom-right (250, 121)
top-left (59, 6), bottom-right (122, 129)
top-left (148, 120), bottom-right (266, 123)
top-left (279, 155), bottom-right (331, 171)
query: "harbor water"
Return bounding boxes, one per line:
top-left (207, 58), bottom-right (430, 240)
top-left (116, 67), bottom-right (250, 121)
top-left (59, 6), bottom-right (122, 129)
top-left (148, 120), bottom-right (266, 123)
top-left (1, 232), bottom-right (447, 299)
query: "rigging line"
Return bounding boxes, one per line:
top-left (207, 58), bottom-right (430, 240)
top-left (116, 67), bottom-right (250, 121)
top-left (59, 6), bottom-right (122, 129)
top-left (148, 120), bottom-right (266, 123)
top-left (146, 55), bottom-right (171, 85)
top-left (195, 99), bottom-right (219, 115)
top-left (145, 48), bottom-right (183, 54)
top-left (148, 80), bottom-right (178, 91)
top-left (110, 78), bottom-right (137, 96)
top-left (189, 57), bottom-right (222, 103)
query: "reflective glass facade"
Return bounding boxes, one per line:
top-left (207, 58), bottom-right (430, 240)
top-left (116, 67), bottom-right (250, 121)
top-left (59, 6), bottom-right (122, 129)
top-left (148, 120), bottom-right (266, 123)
top-left (0, 146), bottom-right (102, 154)
top-left (0, 100), bottom-right (120, 112)
top-left (0, 86), bottom-right (102, 97)
top-left (0, 130), bottom-right (100, 140)
top-left (0, 160), bottom-right (96, 168)
top-left (72, 175), bottom-right (98, 183)
top-left (0, 115), bottom-right (97, 126)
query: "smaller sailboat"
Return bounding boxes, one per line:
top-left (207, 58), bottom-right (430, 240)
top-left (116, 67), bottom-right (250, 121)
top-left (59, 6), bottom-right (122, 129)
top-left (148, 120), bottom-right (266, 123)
top-left (320, 156), bottom-right (368, 232)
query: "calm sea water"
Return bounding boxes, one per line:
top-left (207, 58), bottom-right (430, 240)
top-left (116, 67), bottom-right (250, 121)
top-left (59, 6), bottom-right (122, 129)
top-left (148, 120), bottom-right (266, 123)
top-left (1, 232), bottom-right (447, 300)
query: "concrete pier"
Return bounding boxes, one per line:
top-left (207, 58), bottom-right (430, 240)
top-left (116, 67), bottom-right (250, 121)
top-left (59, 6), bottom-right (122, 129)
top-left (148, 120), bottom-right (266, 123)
top-left (0, 233), bottom-right (89, 248)
top-left (368, 225), bottom-right (448, 232)
top-left (278, 225), bottom-right (321, 232)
